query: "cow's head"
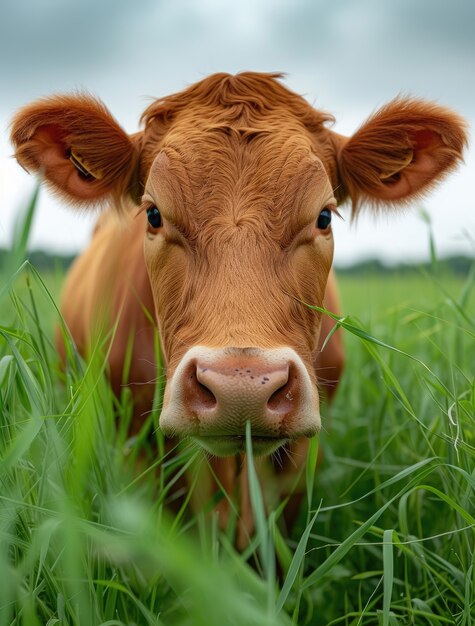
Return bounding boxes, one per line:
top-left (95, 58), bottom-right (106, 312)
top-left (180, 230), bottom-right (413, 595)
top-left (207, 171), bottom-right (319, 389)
top-left (11, 73), bottom-right (467, 455)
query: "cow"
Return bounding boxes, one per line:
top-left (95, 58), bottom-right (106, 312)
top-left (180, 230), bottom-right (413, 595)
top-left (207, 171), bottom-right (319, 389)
top-left (11, 72), bottom-right (467, 543)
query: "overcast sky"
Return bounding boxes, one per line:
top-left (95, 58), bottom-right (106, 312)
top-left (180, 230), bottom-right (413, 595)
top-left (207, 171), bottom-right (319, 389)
top-left (0, 0), bottom-right (473, 265)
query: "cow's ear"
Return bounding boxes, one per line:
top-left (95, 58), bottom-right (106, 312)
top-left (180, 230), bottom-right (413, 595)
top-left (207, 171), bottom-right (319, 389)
top-left (10, 94), bottom-right (141, 206)
top-left (336, 98), bottom-right (468, 210)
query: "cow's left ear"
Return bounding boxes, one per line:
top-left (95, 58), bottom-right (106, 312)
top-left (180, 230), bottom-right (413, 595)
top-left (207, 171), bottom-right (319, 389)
top-left (335, 98), bottom-right (468, 209)
top-left (10, 94), bottom-right (141, 206)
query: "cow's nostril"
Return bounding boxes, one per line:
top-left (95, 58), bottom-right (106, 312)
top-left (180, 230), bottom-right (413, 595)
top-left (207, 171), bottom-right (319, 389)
top-left (195, 379), bottom-right (217, 408)
top-left (184, 363), bottom-right (218, 412)
top-left (266, 367), bottom-right (297, 414)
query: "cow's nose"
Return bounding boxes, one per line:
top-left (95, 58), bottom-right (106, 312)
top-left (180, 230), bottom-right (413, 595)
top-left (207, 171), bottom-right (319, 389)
top-left (159, 347), bottom-right (320, 455)
top-left (186, 358), bottom-right (294, 420)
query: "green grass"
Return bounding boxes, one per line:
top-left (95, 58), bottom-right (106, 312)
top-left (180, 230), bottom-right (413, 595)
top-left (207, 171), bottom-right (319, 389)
top-left (0, 192), bottom-right (474, 625)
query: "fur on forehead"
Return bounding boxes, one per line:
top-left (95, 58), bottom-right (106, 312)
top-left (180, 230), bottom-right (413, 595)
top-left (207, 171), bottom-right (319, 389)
top-left (138, 72), bottom-right (338, 188)
top-left (140, 72), bottom-right (334, 130)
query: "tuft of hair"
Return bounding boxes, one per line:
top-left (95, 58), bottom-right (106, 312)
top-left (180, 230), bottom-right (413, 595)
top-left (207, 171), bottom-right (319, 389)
top-left (338, 97), bottom-right (468, 215)
top-left (141, 71), bottom-right (334, 131)
top-left (10, 93), bottom-right (140, 209)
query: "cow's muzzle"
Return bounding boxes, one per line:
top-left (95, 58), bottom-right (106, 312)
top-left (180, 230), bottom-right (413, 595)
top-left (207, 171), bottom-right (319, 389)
top-left (159, 346), bottom-right (320, 456)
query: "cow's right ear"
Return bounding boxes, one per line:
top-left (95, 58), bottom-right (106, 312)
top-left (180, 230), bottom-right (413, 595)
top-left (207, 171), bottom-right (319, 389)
top-left (10, 94), bottom-right (141, 206)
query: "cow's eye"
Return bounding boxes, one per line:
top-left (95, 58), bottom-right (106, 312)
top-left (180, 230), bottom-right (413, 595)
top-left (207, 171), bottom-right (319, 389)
top-left (316, 208), bottom-right (332, 230)
top-left (146, 206), bottom-right (162, 229)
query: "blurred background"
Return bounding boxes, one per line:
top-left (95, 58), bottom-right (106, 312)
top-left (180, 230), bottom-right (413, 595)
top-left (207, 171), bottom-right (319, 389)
top-left (0, 0), bottom-right (473, 267)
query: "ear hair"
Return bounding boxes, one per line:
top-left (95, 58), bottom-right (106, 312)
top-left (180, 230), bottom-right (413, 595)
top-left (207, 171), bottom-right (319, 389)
top-left (11, 93), bottom-right (141, 207)
top-left (337, 97), bottom-right (468, 213)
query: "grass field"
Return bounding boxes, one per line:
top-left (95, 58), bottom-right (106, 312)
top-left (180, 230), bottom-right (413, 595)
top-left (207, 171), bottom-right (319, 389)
top-left (0, 196), bottom-right (474, 625)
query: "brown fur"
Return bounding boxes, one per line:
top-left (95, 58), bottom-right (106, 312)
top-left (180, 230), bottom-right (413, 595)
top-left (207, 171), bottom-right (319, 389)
top-left (10, 72), bottom-right (467, 539)
top-left (10, 94), bottom-right (141, 206)
top-left (338, 97), bottom-right (468, 211)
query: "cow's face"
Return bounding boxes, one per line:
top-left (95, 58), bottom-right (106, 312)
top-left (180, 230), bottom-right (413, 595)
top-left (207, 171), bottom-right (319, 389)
top-left (11, 72), bottom-right (467, 456)
top-left (142, 115), bottom-right (336, 454)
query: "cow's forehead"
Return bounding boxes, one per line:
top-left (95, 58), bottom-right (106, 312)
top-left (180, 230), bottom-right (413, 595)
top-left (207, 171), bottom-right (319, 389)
top-left (145, 122), bottom-right (334, 240)
top-left (140, 73), bottom-right (336, 200)
top-left (159, 121), bottom-right (326, 183)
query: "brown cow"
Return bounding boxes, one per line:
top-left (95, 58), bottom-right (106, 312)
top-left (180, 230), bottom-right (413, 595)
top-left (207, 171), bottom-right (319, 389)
top-left (11, 73), bottom-right (467, 539)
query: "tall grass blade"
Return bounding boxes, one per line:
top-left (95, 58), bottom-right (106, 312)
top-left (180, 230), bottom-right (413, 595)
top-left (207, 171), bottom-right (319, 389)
top-left (276, 504), bottom-right (321, 612)
top-left (0, 184), bottom-right (39, 301)
top-left (245, 421), bottom-right (276, 615)
top-left (382, 529), bottom-right (394, 626)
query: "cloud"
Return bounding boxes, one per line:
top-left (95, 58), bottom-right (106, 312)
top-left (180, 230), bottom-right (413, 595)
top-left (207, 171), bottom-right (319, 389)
top-left (0, 0), bottom-right (153, 71)
top-left (2, 0), bottom-right (473, 114)
top-left (0, 0), bottom-right (156, 112)
top-left (1, 0), bottom-right (473, 260)
top-left (265, 0), bottom-right (475, 113)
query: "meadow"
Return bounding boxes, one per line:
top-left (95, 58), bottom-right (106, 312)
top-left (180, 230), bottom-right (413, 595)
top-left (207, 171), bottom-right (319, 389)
top-left (0, 194), bottom-right (474, 625)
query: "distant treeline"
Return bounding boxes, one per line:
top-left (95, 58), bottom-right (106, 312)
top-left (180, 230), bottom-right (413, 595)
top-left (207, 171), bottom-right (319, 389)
top-left (0, 248), bottom-right (473, 276)
top-left (334, 255), bottom-right (473, 276)
top-left (0, 249), bottom-right (77, 273)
